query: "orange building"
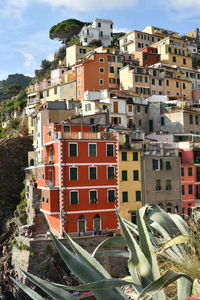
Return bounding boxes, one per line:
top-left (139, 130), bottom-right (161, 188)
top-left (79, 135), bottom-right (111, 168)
top-left (36, 123), bottom-right (119, 236)
top-left (76, 53), bottom-right (123, 100)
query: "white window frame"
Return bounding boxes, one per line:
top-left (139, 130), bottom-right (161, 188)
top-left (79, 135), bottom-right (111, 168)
top-left (70, 190), bottom-right (79, 205)
top-left (106, 143), bottom-right (114, 157)
top-left (69, 143), bottom-right (78, 157)
top-left (88, 143), bottom-right (97, 157)
top-left (89, 166), bottom-right (97, 180)
top-left (107, 166), bottom-right (115, 179)
top-left (99, 79), bottom-right (104, 85)
top-left (99, 67), bottom-right (104, 73)
top-left (107, 189), bottom-right (116, 203)
top-left (89, 189), bottom-right (98, 204)
top-left (69, 167), bottom-right (78, 181)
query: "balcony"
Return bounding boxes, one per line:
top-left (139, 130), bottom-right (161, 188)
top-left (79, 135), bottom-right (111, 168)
top-left (27, 98), bottom-right (40, 106)
top-left (99, 34), bottom-right (110, 39)
top-left (44, 180), bottom-right (55, 188)
top-left (62, 131), bottom-right (118, 141)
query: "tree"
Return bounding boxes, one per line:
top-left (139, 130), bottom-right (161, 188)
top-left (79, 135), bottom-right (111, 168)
top-left (4, 84), bottom-right (22, 97)
top-left (49, 19), bottom-right (90, 45)
top-left (88, 39), bottom-right (103, 47)
top-left (111, 32), bottom-right (126, 48)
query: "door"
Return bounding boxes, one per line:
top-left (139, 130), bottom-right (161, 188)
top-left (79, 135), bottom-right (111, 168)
top-left (93, 214), bottom-right (101, 233)
top-left (78, 215), bottom-right (86, 235)
top-left (113, 102), bottom-right (118, 113)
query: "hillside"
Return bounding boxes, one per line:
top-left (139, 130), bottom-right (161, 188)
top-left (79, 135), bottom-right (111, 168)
top-left (0, 73), bottom-right (32, 101)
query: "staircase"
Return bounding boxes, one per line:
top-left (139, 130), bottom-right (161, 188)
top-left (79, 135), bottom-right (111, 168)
top-left (34, 212), bottom-right (49, 236)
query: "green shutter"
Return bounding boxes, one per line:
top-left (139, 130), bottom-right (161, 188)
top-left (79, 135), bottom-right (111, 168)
top-left (166, 161), bottom-right (171, 170)
top-left (90, 167), bottom-right (96, 180)
top-left (136, 191), bottom-right (141, 201)
top-left (133, 170), bottom-right (139, 180)
top-left (71, 192), bottom-right (78, 204)
top-left (122, 191), bottom-right (128, 202)
top-left (122, 170), bottom-right (127, 181)
top-left (108, 190), bottom-right (115, 202)
top-left (70, 168), bottom-right (77, 180)
top-left (160, 159), bottom-right (163, 170)
top-left (108, 167), bottom-right (114, 179)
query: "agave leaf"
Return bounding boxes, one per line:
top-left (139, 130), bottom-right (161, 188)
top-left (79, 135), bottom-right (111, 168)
top-left (64, 233), bottom-right (111, 279)
top-left (94, 250), bottom-right (129, 258)
top-left (52, 279), bottom-right (133, 291)
top-left (177, 277), bottom-right (193, 300)
top-left (168, 213), bottom-right (190, 236)
top-left (11, 277), bottom-right (45, 300)
top-left (150, 221), bottom-right (183, 262)
top-left (92, 236), bottom-right (126, 257)
top-left (137, 207), bottom-right (166, 300)
top-left (138, 270), bottom-right (192, 300)
top-left (50, 232), bottom-right (126, 300)
top-left (145, 205), bottom-right (181, 237)
top-left (122, 218), bottom-right (139, 235)
top-left (158, 235), bottom-right (194, 253)
top-left (117, 211), bottom-right (152, 292)
top-left (20, 270), bottom-right (76, 300)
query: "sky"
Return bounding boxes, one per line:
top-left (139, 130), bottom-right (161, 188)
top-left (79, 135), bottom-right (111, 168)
top-left (0, 0), bottom-right (200, 80)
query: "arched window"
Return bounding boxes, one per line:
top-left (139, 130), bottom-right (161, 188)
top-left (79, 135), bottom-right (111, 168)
top-left (78, 215), bottom-right (86, 236)
top-left (30, 159), bottom-right (34, 166)
top-left (93, 214), bottom-right (101, 233)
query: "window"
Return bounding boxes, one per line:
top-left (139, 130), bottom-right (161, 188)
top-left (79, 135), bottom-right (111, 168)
top-left (46, 89), bottom-right (49, 97)
top-left (121, 152), bottom-right (127, 161)
top-left (168, 47), bottom-right (171, 53)
top-left (133, 170), bottom-right (139, 180)
top-left (71, 191), bottom-right (78, 204)
top-left (182, 185), bottom-right (185, 195)
top-left (84, 38), bottom-right (87, 43)
top-left (64, 125), bottom-right (70, 132)
top-left (69, 143), bottom-right (77, 157)
top-left (89, 144), bottom-right (97, 157)
top-left (160, 116), bottom-right (165, 126)
top-left (188, 184), bottom-right (193, 194)
top-left (152, 159), bottom-right (163, 170)
top-left (80, 48), bottom-right (86, 54)
top-left (109, 78), bottom-right (116, 84)
top-left (99, 58), bottom-right (104, 63)
top-left (99, 67), bottom-right (104, 73)
top-left (90, 190), bottom-right (97, 203)
top-left (166, 161), bottom-right (171, 170)
top-left (138, 119), bottom-right (142, 126)
top-left (98, 22), bottom-right (101, 27)
top-left (156, 179), bottom-right (162, 190)
top-left (110, 66), bottom-right (114, 73)
top-left (159, 79), bottom-right (162, 86)
top-left (153, 70), bottom-right (157, 77)
top-left (108, 55), bottom-right (115, 62)
top-left (136, 191), bottom-right (141, 201)
top-left (122, 170), bottom-right (128, 181)
top-left (108, 167), bottom-right (115, 179)
top-left (89, 167), bottom-right (97, 180)
top-left (152, 79), bottom-right (155, 85)
top-left (110, 23), bottom-right (113, 29)
top-left (144, 77), bottom-right (148, 83)
top-left (183, 58), bottom-right (186, 65)
top-left (176, 81), bottom-right (179, 88)
top-left (173, 56), bottom-right (176, 62)
top-left (99, 79), bottom-right (104, 85)
top-left (54, 87), bottom-right (57, 95)
top-left (145, 106), bottom-right (148, 113)
top-left (99, 31), bottom-right (103, 37)
top-left (166, 180), bottom-right (172, 190)
top-left (181, 168), bottom-right (184, 176)
top-left (107, 144), bottom-right (114, 156)
top-left (195, 116), bottom-right (199, 125)
top-left (108, 190), bottom-right (115, 202)
top-left (188, 167), bottom-right (193, 176)
top-left (183, 83), bottom-right (186, 89)
top-left (166, 79), bottom-right (169, 86)
top-left (133, 152), bottom-right (138, 161)
top-left (122, 191), bottom-right (128, 202)
top-left (189, 115), bottom-right (193, 124)
top-left (117, 56), bottom-right (122, 62)
top-left (137, 105), bottom-right (140, 112)
top-left (70, 167), bottom-right (77, 180)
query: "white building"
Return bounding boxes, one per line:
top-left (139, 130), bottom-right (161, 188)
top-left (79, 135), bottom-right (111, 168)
top-left (79, 18), bottom-right (113, 47)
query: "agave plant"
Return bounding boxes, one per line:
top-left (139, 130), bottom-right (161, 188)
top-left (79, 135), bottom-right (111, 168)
top-left (11, 205), bottom-right (195, 300)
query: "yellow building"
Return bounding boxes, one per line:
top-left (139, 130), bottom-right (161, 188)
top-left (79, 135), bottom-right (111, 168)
top-left (152, 37), bottom-right (192, 68)
top-left (119, 146), bottom-right (143, 222)
top-left (66, 45), bottom-right (93, 67)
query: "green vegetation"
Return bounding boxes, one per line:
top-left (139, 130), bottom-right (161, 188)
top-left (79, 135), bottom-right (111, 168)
top-left (0, 74), bottom-right (32, 101)
top-left (88, 39), bottom-right (103, 47)
top-left (11, 205), bottom-right (200, 299)
top-left (49, 19), bottom-right (90, 45)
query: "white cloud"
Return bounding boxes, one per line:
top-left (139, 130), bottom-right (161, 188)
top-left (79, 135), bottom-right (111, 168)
top-left (39, 0), bottom-right (137, 11)
top-left (0, 0), bottom-right (137, 17)
top-left (23, 53), bottom-right (36, 70)
top-left (113, 27), bottom-right (130, 33)
top-left (161, 0), bottom-right (200, 18)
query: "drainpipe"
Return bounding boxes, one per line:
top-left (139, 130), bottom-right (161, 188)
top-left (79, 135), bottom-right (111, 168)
top-left (58, 140), bottom-right (64, 236)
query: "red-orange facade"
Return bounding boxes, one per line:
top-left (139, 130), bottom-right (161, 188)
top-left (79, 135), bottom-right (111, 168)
top-left (36, 123), bottom-right (119, 235)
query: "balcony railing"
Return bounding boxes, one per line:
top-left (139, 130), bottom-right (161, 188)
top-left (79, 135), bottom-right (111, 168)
top-left (62, 131), bottom-right (118, 141)
top-left (44, 180), bottom-right (55, 188)
top-left (27, 98), bottom-right (40, 105)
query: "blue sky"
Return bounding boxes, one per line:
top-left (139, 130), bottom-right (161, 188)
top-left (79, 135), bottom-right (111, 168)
top-left (0, 0), bottom-right (199, 80)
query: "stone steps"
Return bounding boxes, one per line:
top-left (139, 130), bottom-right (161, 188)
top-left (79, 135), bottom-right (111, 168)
top-left (34, 212), bottom-right (49, 235)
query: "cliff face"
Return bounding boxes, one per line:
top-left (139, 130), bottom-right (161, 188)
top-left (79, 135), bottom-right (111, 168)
top-left (0, 136), bottom-right (33, 232)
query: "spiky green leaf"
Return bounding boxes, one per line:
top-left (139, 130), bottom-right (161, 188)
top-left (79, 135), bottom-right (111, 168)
top-left (92, 236), bottom-right (126, 257)
top-left (177, 277), bottom-right (193, 300)
top-left (11, 277), bottom-right (45, 300)
top-left (94, 250), bottom-right (129, 258)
